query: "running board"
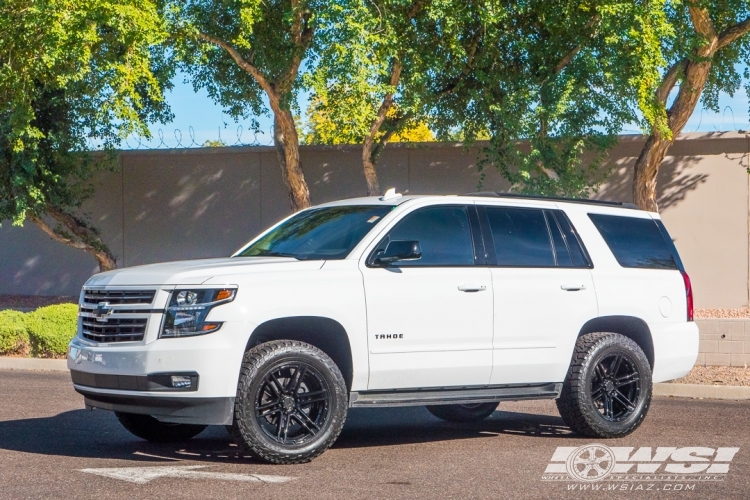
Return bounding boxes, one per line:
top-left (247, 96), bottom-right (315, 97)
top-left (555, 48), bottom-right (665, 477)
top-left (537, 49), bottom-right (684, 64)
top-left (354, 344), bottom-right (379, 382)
top-left (349, 382), bottom-right (562, 408)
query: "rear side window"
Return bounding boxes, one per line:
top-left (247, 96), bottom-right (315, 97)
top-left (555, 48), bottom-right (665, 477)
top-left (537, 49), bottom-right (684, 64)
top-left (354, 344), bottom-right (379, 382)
top-left (485, 207), bottom-right (555, 266)
top-left (588, 214), bottom-right (678, 269)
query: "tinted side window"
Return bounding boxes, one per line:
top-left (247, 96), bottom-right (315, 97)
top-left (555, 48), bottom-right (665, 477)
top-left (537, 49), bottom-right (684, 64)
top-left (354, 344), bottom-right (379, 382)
top-left (386, 206), bottom-right (475, 266)
top-left (486, 208), bottom-right (555, 266)
top-left (588, 214), bottom-right (678, 269)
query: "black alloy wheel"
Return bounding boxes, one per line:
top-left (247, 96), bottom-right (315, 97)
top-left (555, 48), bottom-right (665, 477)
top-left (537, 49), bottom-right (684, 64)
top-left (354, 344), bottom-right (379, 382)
top-left (590, 352), bottom-right (641, 422)
top-left (557, 332), bottom-right (652, 438)
top-left (230, 340), bottom-right (348, 464)
top-left (254, 362), bottom-right (331, 446)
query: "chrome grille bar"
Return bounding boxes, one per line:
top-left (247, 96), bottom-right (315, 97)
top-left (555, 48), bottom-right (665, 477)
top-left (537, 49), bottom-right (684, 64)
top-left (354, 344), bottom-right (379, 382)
top-left (81, 317), bottom-right (148, 343)
top-left (83, 290), bottom-right (156, 305)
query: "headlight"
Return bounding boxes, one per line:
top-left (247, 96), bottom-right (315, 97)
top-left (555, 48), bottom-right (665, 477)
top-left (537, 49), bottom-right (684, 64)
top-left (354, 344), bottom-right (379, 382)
top-left (160, 288), bottom-right (236, 338)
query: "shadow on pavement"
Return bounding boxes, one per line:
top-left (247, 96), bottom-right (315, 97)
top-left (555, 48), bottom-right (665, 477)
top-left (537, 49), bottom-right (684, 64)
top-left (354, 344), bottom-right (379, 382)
top-left (0, 404), bottom-right (581, 463)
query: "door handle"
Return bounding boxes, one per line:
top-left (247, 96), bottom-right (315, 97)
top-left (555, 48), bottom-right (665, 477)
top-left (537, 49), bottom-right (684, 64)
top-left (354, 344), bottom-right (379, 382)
top-left (561, 284), bottom-right (586, 291)
top-left (458, 284), bottom-right (487, 292)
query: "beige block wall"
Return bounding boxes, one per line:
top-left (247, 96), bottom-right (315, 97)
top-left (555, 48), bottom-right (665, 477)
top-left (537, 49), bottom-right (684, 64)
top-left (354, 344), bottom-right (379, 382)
top-left (0, 133), bottom-right (748, 309)
top-left (694, 319), bottom-right (750, 367)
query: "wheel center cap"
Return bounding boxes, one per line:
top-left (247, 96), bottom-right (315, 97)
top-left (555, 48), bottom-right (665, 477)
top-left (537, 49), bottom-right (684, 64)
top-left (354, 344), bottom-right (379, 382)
top-left (604, 379), bottom-right (615, 392)
top-left (282, 396), bottom-right (295, 411)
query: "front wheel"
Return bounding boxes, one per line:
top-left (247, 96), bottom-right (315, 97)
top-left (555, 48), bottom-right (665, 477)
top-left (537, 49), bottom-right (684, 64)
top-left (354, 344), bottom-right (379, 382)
top-left (229, 340), bottom-right (349, 464)
top-left (556, 332), bottom-right (652, 438)
top-left (426, 402), bottom-right (498, 422)
top-left (115, 412), bottom-right (206, 443)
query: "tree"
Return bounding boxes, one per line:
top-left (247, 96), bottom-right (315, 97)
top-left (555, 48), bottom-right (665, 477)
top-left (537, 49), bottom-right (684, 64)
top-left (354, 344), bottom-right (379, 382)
top-left (303, 96), bottom-right (435, 144)
top-left (633, 1), bottom-right (750, 211)
top-left (168, 0), bottom-right (341, 211)
top-left (436, 0), bottom-right (670, 198)
top-left (309, 0), bottom-right (482, 195)
top-left (0, 0), bottom-right (172, 271)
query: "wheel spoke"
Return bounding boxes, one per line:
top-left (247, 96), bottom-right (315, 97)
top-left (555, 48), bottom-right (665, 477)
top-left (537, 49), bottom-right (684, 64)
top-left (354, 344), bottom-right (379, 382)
top-left (591, 383), bottom-right (605, 400)
top-left (604, 394), bottom-right (613, 418)
top-left (257, 400), bottom-right (280, 412)
top-left (267, 372), bottom-right (284, 396)
top-left (613, 389), bottom-right (636, 412)
top-left (258, 407), bottom-right (281, 418)
top-left (298, 389), bottom-right (328, 406)
top-left (609, 354), bottom-right (622, 376)
top-left (289, 365), bottom-right (307, 394)
top-left (291, 410), bottom-right (319, 435)
top-left (276, 412), bottom-right (290, 443)
top-left (615, 372), bottom-right (640, 387)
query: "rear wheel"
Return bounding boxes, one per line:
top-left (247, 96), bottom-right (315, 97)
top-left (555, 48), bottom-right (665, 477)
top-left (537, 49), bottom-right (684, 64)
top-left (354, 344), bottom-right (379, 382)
top-left (426, 402), bottom-right (498, 422)
top-left (556, 332), bottom-right (652, 438)
top-left (229, 340), bottom-right (348, 464)
top-left (115, 412), bottom-right (206, 443)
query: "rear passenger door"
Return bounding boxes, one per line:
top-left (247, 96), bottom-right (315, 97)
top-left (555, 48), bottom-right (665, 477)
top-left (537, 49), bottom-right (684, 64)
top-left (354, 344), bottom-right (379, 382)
top-left (478, 205), bottom-right (598, 385)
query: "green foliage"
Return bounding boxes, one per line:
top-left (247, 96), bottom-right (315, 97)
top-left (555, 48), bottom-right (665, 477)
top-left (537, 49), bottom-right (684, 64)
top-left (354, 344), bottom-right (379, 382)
top-left (303, 98), bottom-right (434, 144)
top-left (434, 0), bottom-right (672, 197)
top-left (306, 0), bottom-right (479, 147)
top-left (26, 304), bottom-right (79, 358)
top-left (643, 1), bottom-right (750, 135)
top-left (202, 139), bottom-right (227, 147)
top-left (166, 0), bottom-right (330, 123)
top-left (0, 1), bottom-right (172, 239)
top-left (0, 310), bottom-right (29, 355)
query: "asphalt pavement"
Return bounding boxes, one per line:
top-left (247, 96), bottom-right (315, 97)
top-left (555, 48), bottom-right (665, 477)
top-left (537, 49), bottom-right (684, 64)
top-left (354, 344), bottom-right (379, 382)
top-left (0, 369), bottom-right (748, 499)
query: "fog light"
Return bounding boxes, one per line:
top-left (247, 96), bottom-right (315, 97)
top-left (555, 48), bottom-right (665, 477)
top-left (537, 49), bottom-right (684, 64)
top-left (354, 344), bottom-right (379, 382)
top-left (171, 375), bottom-right (192, 388)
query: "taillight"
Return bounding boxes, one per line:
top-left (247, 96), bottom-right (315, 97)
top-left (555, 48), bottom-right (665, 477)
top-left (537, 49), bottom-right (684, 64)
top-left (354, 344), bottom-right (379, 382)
top-left (681, 271), bottom-right (694, 321)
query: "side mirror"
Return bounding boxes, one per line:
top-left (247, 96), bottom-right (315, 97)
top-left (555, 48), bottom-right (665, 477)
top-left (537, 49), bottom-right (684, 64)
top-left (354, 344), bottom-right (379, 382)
top-left (375, 240), bottom-right (422, 264)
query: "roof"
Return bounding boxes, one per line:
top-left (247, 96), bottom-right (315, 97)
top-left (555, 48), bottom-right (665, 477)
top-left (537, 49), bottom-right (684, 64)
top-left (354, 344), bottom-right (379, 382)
top-left (315, 191), bottom-right (641, 211)
top-left (461, 192), bottom-right (640, 210)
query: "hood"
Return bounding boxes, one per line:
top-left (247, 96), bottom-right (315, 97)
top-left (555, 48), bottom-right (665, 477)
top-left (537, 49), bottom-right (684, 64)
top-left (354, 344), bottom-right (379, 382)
top-left (84, 257), bottom-right (324, 287)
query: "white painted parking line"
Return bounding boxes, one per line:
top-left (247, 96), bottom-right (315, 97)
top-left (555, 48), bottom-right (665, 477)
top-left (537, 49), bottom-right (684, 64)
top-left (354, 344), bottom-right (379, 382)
top-left (78, 465), bottom-right (296, 484)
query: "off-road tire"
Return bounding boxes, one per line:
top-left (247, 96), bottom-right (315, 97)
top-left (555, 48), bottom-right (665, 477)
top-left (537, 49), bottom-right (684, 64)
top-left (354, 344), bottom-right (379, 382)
top-left (115, 412), bottom-right (206, 443)
top-left (229, 340), bottom-right (348, 464)
top-left (556, 332), bottom-right (652, 438)
top-left (426, 402), bottom-right (498, 422)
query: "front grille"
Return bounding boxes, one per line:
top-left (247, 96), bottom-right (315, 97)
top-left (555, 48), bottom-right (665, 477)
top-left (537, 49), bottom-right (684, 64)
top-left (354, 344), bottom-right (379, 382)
top-left (81, 317), bottom-right (148, 343)
top-left (83, 289), bottom-right (155, 305)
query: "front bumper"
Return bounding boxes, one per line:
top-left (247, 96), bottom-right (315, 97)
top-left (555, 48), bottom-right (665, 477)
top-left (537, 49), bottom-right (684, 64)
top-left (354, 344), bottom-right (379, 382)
top-left (77, 388), bottom-right (235, 425)
top-left (68, 321), bottom-right (251, 425)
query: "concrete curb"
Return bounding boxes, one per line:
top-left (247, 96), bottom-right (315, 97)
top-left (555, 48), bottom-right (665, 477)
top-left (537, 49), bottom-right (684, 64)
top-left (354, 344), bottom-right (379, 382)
top-left (0, 357), bottom-right (68, 372)
top-left (654, 382), bottom-right (750, 400)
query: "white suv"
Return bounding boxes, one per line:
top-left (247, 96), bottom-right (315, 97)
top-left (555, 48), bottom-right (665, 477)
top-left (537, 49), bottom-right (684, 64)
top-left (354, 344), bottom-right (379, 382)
top-left (68, 192), bottom-right (698, 463)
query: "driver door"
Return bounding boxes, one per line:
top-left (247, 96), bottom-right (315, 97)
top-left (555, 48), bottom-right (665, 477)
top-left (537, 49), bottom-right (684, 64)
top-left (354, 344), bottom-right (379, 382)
top-left (359, 205), bottom-right (494, 390)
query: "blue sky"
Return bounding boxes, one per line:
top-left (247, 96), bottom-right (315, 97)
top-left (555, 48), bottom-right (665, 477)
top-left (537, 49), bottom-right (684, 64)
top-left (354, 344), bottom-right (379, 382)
top-left (135, 71), bottom-right (750, 149)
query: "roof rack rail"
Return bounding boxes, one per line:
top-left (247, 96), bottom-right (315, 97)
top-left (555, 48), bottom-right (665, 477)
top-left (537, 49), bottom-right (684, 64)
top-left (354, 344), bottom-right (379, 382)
top-left (462, 192), bottom-right (640, 210)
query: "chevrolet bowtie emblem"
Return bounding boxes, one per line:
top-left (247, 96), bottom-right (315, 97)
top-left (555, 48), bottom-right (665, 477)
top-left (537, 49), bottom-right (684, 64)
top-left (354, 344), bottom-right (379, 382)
top-left (93, 301), bottom-right (113, 322)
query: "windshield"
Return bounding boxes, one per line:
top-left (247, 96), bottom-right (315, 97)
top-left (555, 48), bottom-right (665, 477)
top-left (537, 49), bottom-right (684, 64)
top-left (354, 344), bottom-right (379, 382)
top-left (236, 205), bottom-right (392, 260)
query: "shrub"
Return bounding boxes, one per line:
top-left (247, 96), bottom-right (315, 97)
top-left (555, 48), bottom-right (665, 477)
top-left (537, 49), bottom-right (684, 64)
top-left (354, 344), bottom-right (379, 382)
top-left (0, 310), bottom-right (30, 355)
top-left (26, 304), bottom-right (78, 357)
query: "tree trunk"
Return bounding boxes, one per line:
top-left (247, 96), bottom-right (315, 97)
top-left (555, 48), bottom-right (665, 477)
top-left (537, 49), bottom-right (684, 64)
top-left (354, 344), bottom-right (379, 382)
top-left (632, 133), bottom-right (673, 211)
top-left (361, 147), bottom-right (381, 197)
top-left (631, 3), bottom-right (744, 211)
top-left (30, 207), bottom-right (117, 272)
top-left (274, 111), bottom-right (311, 211)
top-left (632, 57), bottom-right (714, 211)
top-left (361, 60), bottom-right (402, 197)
